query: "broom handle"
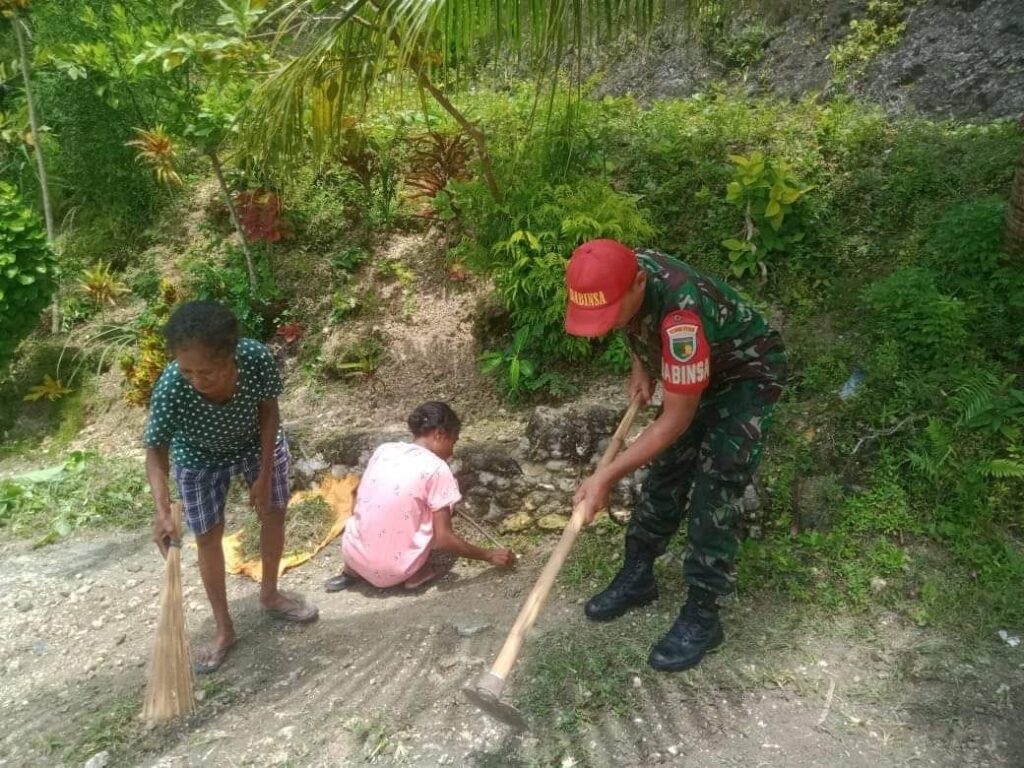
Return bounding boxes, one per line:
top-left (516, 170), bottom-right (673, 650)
top-left (487, 395), bottom-right (643, 682)
top-left (457, 509), bottom-right (506, 549)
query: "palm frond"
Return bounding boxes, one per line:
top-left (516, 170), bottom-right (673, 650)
top-left (243, 0), bottom-right (725, 166)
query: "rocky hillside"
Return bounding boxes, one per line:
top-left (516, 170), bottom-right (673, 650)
top-left (597, 0), bottom-right (1024, 122)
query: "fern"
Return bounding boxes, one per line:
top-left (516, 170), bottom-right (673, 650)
top-left (982, 459), bottom-right (1024, 479)
top-left (953, 372), bottom-right (1024, 439)
top-left (953, 371), bottom-right (1002, 426)
top-left (905, 417), bottom-right (954, 481)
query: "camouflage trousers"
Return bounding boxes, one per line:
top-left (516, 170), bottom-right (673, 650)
top-left (627, 373), bottom-right (784, 597)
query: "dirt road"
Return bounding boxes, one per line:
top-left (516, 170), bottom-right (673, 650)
top-left (1, 527), bottom-right (1020, 767)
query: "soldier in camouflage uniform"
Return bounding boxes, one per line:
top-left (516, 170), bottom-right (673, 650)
top-left (565, 239), bottom-right (786, 671)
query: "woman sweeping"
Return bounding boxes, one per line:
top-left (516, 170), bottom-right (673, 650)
top-left (325, 401), bottom-right (516, 592)
top-left (145, 301), bottom-right (318, 674)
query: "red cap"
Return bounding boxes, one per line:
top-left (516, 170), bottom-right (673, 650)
top-left (564, 239), bottom-right (638, 337)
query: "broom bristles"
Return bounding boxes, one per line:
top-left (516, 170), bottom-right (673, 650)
top-left (142, 507), bottom-right (196, 724)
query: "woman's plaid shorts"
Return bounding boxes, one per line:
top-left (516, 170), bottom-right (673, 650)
top-left (173, 437), bottom-right (291, 536)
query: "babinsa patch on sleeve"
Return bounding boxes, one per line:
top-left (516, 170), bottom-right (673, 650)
top-left (660, 310), bottom-right (711, 395)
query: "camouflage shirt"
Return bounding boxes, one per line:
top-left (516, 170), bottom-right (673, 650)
top-left (625, 249), bottom-right (785, 397)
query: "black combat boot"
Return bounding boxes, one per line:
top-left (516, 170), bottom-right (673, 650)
top-left (584, 538), bottom-right (658, 621)
top-left (647, 587), bottom-right (724, 672)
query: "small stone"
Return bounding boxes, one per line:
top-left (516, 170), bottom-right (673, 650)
top-left (114, 634), bottom-right (126, 646)
top-left (278, 725), bottom-right (296, 740)
top-left (84, 750), bottom-right (110, 768)
top-left (15, 601), bottom-right (31, 613)
top-left (439, 657), bottom-right (459, 670)
top-left (453, 621), bottom-right (492, 638)
top-left (125, 563), bottom-right (142, 573)
top-left (557, 479), bottom-right (581, 495)
top-left (537, 513), bottom-right (569, 532)
top-left (632, 676), bottom-right (642, 688)
top-left (870, 577), bottom-right (888, 593)
top-left (195, 689), bottom-right (206, 701)
top-left (91, 618), bottom-right (104, 630)
top-left (7, 659), bottom-right (21, 674)
top-left (545, 460), bottom-right (567, 471)
top-left (295, 456), bottom-right (328, 477)
top-left (500, 512), bottom-right (533, 534)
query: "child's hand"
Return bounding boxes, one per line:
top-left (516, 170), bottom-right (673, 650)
top-left (488, 548), bottom-right (517, 567)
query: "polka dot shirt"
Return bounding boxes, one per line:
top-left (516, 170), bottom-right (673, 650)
top-left (143, 338), bottom-right (283, 470)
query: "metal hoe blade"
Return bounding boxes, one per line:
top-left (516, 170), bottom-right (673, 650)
top-left (463, 684), bottom-right (528, 731)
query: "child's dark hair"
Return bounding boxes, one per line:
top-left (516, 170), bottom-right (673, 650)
top-left (408, 401), bottom-right (461, 438)
top-left (163, 301), bottom-right (239, 358)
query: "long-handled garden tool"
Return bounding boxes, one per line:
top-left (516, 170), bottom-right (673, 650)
top-left (142, 502), bottom-right (196, 724)
top-left (465, 395), bottom-right (643, 729)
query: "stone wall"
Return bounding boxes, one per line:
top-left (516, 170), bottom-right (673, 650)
top-left (296, 403), bottom-right (764, 535)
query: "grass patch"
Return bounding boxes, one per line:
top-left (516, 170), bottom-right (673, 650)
top-left (237, 495), bottom-right (334, 561)
top-left (61, 692), bottom-right (144, 766)
top-left (345, 716), bottom-right (411, 763)
top-left (0, 452), bottom-right (150, 545)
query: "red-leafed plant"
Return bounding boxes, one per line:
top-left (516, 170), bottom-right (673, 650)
top-left (406, 131), bottom-right (472, 216)
top-left (235, 188), bottom-right (285, 243)
top-left (275, 322), bottom-right (304, 344)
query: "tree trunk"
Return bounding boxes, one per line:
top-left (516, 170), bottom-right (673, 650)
top-left (13, 15), bottom-right (59, 332)
top-left (208, 150), bottom-right (258, 290)
top-left (1007, 140), bottom-right (1024, 258)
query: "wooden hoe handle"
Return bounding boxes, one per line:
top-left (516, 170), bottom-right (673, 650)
top-left (483, 394), bottom-right (643, 687)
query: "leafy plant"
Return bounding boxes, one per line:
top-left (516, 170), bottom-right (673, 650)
top-left (234, 188), bottom-right (285, 243)
top-left (406, 130), bottom-right (472, 215)
top-left (480, 328), bottom-right (538, 399)
top-left (721, 151), bottom-right (812, 279)
top-left (702, 19), bottom-right (773, 70)
top-left (829, 1), bottom-right (907, 83)
top-left (0, 181), bottom-right (56, 374)
top-left (323, 337), bottom-right (386, 380)
top-left (80, 262), bottom-right (130, 306)
top-left (331, 247), bottom-right (368, 273)
top-left (23, 374), bottom-right (73, 402)
top-left (126, 126), bottom-right (182, 186)
top-left (118, 279), bottom-right (178, 407)
top-left (329, 288), bottom-right (360, 324)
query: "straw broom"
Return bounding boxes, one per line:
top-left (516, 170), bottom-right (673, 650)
top-left (142, 502), bottom-right (196, 724)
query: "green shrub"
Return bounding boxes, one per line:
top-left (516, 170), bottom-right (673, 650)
top-left (721, 151), bottom-right (813, 278)
top-left (453, 177), bottom-right (654, 382)
top-left (0, 183), bottom-right (57, 375)
top-left (184, 245), bottom-right (280, 340)
top-left (829, 0), bottom-right (907, 82)
top-left (864, 267), bottom-right (967, 368)
top-left (925, 198), bottom-right (1024, 362)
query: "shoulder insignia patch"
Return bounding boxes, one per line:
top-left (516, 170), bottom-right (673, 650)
top-left (665, 323), bottom-right (699, 363)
